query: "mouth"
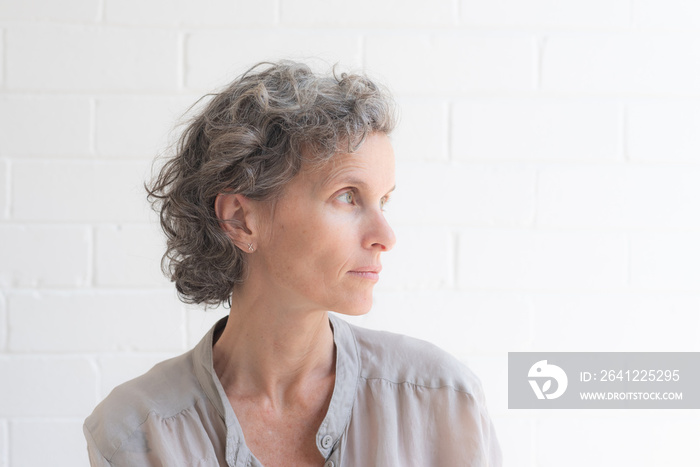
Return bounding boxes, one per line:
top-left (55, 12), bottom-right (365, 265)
top-left (347, 266), bottom-right (382, 282)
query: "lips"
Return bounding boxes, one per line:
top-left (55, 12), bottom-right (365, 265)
top-left (349, 266), bottom-right (382, 274)
top-left (348, 265), bottom-right (382, 282)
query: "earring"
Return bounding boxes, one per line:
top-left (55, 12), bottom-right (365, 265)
top-left (247, 243), bottom-right (254, 252)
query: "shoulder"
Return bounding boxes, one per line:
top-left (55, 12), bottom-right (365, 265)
top-left (347, 321), bottom-right (485, 399)
top-left (83, 350), bottom-right (200, 460)
top-left (340, 321), bottom-right (503, 465)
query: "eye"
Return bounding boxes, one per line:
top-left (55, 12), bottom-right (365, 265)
top-left (380, 196), bottom-right (391, 211)
top-left (337, 190), bottom-right (355, 204)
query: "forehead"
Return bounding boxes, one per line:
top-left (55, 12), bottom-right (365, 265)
top-left (313, 133), bottom-right (395, 190)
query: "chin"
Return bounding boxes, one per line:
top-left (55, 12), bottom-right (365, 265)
top-left (335, 307), bottom-right (372, 317)
top-left (324, 286), bottom-right (377, 316)
top-left (332, 296), bottom-right (374, 317)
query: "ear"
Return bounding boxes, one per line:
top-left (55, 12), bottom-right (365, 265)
top-left (214, 192), bottom-right (257, 252)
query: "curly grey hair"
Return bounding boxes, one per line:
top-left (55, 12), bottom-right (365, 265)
top-left (147, 60), bottom-right (397, 307)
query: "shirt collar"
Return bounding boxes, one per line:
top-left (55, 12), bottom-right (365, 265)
top-left (192, 312), bottom-right (360, 465)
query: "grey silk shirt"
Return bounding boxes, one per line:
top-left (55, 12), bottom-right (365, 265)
top-left (84, 314), bottom-right (502, 466)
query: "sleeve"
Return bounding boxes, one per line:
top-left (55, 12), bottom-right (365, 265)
top-left (464, 367), bottom-right (502, 467)
top-left (444, 364), bottom-right (503, 467)
top-left (84, 424), bottom-right (113, 467)
top-left (477, 399), bottom-right (503, 467)
top-left (439, 388), bottom-right (502, 467)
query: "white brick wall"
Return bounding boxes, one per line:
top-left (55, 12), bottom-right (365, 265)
top-left (537, 415), bottom-right (700, 467)
top-left (461, 0), bottom-right (632, 28)
top-left (12, 161), bottom-right (151, 222)
top-left (7, 291), bottom-right (185, 352)
top-left (628, 100), bottom-right (700, 162)
top-left (0, 291), bottom-right (6, 352)
top-left (452, 98), bottom-right (622, 161)
top-left (0, 0), bottom-right (99, 21)
top-left (365, 33), bottom-right (536, 94)
top-left (542, 34), bottom-right (700, 94)
top-left (530, 293), bottom-right (700, 351)
top-left (7, 26), bottom-right (179, 91)
top-left (369, 291), bottom-right (532, 357)
top-left (0, 160), bottom-right (8, 220)
top-left (0, 97), bottom-right (92, 157)
top-left (0, 357), bottom-right (96, 417)
top-left (0, 420), bottom-right (7, 467)
top-left (94, 97), bottom-right (193, 158)
top-left (391, 98), bottom-right (449, 162)
top-left (392, 163), bottom-right (535, 225)
top-left (629, 232), bottom-right (700, 290)
top-left (634, 0), bottom-right (700, 28)
top-left (186, 31), bottom-right (362, 90)
top-left (0, 225), bottom-right (91, 287)
top-left (94, 224), bottom-right (170, 287)
top-left (103, 0), bottom-right (277, 26)
top-left (279, 0), bottom-right (457, 27)
top-left (2, 1), bottom-right (699, 466)
top-left (538, 165), bottom-right (700, 228)
top-left (10, 420), bottom-right (87, 466)
top-left (458, 229), bottom-right (628, 289)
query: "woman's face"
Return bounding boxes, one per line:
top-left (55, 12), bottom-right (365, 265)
top-left (252, 132), bottom-right (396, 316)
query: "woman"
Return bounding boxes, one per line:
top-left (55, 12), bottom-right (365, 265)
top-left (84, 60), bottom-right (501, 466)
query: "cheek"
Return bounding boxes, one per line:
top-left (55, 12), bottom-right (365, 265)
top-left (267, 204), bottom-right (357, 270)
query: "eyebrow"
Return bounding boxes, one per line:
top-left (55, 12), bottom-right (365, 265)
top-left (329, 176), bottom-right (396, 195)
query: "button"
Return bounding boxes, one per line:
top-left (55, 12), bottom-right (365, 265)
top-left (324, 462), bottom-right (335, 467)
top-left (321, 435), bottom-right (333, 449)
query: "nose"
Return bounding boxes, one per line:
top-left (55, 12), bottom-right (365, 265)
top-left (365, 209), bottom-right (396, 252)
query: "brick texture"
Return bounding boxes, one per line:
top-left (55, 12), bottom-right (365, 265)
top-left (629, 232), bottom-right (700, 291)
top-left (628, 101), bottom-right (700, 162)
top-left (365, 33), bottom-right (536, 95)
top-left (7, 26), bottom-right (178, 91)
top-left (0, 225), bottom-right (91, 287)
top-left (94, 224), bottom-right (170, 287)
top-left (0, 357), bottom-right (97, 417)
top-left (458, 229), bottom-right (628, 289)
top-left (461, 0), bottom-right (631, 27)
top-left (95, 97), bottom-right (193, 158)
top-left (538, 416), bottom-right (700, 467)
top-left (103, 0), bottom-right (276, 26)
top-left (537, 166), bottom-right (700, 228)
top-left (0, 292), bottom-right (6, 352)
top-left (0, 0), bottom-right (99, 21)
top-left (543, 34), bottom-right (700, 94)
top-left (12, 161), bottom-right (151, 222)
top-left (280, 0), bottom-right (456, 26)
top-left (392, 163), bottom-right (535, 226)
top-left (634, 0), bottom-right (700, 28)
top-left (530, 293), bottom-right (700, 351)
top-left (452, 99), bottom-right (621, 161)
top-left (377, 226), bottom-right (454, 290)
top-left (0, 420), bottom-right (7, 467)
top-left (186, 32), bottom-right (362, 90)
top-left (392, 98), bottom-right (449, 162)
top-left (0, 160), bottom-right (8, 220)
top-left (0, 97), bottom-right (91, 157)
top-left (11, 420), bottom-right (88, 467)
top-left (7, 291), bottom-right (185, 352)
top-left (369, 291), bottom-right (531, 356)
top-left (0, 31), bottom-right (4, 89)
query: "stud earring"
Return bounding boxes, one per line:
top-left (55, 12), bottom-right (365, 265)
top-left (247, 243), bottom-right (254, 252)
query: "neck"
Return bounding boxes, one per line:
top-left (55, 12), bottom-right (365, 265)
top-left (212, 286), bottom-right (336, 408)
